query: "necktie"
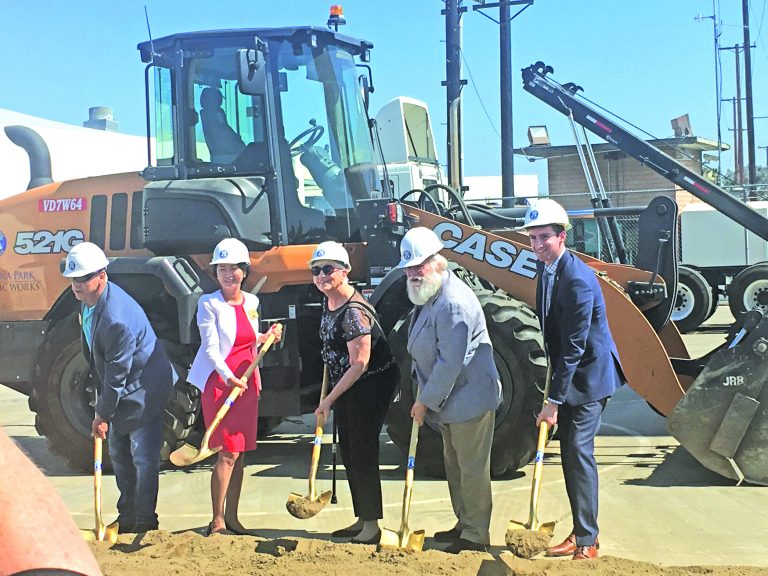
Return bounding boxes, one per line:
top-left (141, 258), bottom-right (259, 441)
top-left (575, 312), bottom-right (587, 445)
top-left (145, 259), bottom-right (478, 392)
top-left (409, 306), bottom-right (422, 336)
top-left (544, 270), bottom-right (553, 317)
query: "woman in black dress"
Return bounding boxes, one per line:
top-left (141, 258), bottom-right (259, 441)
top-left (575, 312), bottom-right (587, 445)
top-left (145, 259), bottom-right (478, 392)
top-left (310, 241), bottom-right (399, 544)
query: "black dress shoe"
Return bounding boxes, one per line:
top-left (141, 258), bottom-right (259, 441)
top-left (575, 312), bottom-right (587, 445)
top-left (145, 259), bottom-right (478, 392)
top-left (117, 522), bottom-right (135, 534)
top-left (433, 527), bottom-right (462, 543)
top-left (332, 526), bottom-right (363, 538)
top-left (131, 521), bottom-right (159, 533)
top-left (351, 530), bottom-right (381, 545)
top-left (443, 538), bottom-right (488, 554)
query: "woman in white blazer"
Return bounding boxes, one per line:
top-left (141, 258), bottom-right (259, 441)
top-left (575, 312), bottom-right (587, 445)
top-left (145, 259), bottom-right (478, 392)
top-left (187, 238), bottom-right (281, 536)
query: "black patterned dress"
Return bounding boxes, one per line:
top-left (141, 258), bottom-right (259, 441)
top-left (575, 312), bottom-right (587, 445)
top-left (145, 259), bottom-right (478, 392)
top-left (319, 292), bottom-right (399, 520)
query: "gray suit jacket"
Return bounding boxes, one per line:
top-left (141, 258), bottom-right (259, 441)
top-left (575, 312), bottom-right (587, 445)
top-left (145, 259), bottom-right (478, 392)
top-left (407, 270), bottom-right (501, 424)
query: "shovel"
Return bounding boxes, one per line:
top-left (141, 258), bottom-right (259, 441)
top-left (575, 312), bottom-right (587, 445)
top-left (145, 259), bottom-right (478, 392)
top-left (170, 327), bottom-right (280, 467)
top-left (505, 419), bottom-right (556, 557)
top-left (285, 365), bottom-right (332, 519)
top-left (379, 414), bottom-right (425, 553)
top-left (80, 436), bottom-right (118, 543)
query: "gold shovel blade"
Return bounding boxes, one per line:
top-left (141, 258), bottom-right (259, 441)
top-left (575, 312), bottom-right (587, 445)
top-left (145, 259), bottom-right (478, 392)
top-left (81, 521), bottom-right (119, 544)
top-left (505, 520), bottom-right (555, 558)
top-left (379, 527), bottom-right (425, 553)
top-left (285, 490), bottom-right (332, 519)
top-left (506, 518), bottom-right (556, 534)
top-left (104, 521), bottom-right (119, 544)
top-left (169, 442), bottom-right (222, 467)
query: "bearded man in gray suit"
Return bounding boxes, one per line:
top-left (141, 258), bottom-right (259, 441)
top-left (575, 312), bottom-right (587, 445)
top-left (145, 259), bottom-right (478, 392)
top-left (401, 227), bottom-right (502, 554)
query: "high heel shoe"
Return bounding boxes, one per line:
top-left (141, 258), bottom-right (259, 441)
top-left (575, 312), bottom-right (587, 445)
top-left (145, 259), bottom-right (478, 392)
top-left (332, 526), bottom-right (363, 538)
top-left (351, 529), bottom-right (381, 545)
top-left (225, 521), bottom-right (252, 536)
top-left (205, 522), bottom-right (223, 536)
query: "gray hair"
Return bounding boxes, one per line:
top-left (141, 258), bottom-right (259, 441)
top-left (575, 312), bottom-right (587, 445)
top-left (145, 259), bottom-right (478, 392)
top-left (432, 253), bottom-right (449, 272)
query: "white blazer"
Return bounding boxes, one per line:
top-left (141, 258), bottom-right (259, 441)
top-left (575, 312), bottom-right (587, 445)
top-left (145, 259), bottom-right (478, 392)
top-left (187, 290), bottom-right (261, 391)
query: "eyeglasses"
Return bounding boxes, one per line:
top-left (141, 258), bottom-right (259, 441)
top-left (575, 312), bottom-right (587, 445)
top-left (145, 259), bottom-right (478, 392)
top-left (71, 270), bottom-right (100, 284)
top-left (310, 264), bottom-right (340, 276)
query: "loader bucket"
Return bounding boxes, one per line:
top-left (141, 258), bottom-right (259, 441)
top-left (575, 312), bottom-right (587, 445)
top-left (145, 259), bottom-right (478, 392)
top-left (668, 310), bottom-right (768, 486)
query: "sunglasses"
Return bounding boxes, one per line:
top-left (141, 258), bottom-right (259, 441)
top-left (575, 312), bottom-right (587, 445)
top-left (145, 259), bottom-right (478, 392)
top-left (71, 270), bottom-right (101, 284)
top-left (310, 264), bottom-right (340, 276)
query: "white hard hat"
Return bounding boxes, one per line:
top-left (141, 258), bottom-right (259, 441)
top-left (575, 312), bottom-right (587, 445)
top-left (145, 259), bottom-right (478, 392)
top-left (63, 242), bottom-right (109, 278)
top-left (522, 198), bottom-right (571, 229)
top-left (398, 227), bottom-right (444, 268)
top-left (309, 241), bottom-right (350, 268)
top-left (210, 238), bottom-right (250, 265)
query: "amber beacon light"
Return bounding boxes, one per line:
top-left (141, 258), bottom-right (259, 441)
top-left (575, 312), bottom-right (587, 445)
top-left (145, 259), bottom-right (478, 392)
top-left (327, 5), bottom-right (346, 31)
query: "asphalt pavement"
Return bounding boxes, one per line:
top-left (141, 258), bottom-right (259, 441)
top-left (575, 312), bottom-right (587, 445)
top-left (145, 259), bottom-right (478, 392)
top-left (2, 306), bottom-right (766, 567)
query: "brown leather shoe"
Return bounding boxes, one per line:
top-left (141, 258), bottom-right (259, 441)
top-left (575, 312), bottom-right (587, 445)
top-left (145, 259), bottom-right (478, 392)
top-left (545, 533), bottom-right (600, 557)
top-left (572, 545), bottom-right (599, 560)
top-left (545, 533), bottom-right (576, 557)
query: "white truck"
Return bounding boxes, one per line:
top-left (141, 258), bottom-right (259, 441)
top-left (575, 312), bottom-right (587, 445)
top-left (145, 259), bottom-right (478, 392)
top-left (674, 200), bottom-right (768, 332)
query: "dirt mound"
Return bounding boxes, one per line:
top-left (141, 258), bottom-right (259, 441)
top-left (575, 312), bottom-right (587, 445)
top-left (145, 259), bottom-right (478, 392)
top-left (88, 530), bottom-right (768, 576)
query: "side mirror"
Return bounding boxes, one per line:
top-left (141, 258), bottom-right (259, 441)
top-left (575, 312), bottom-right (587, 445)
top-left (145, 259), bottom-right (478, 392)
top-left (237, 45), bottom-right (267, 96)
top-left (359, 75), bottom-right (370, 112)
top-left (356, 64), bottom-right (374, 113)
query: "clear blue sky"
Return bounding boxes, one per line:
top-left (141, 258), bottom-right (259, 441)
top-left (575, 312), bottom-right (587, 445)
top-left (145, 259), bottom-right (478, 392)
top-left (1, 0), bottom-right (765, 187)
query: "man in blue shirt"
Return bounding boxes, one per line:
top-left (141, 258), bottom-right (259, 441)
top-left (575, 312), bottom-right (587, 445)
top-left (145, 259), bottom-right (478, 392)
top-left (63, 242), bottom-right (175, 533)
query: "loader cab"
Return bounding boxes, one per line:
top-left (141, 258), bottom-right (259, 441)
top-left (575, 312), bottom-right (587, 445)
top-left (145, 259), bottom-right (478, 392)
top-left (138, 27), bottom-right (383, 250)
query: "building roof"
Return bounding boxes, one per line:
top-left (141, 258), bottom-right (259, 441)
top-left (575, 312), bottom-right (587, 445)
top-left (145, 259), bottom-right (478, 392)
top-left (514, 136), bottom-right (729, 159)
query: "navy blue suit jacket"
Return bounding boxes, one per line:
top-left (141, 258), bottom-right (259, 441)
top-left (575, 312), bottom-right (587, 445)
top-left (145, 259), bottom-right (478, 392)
top-left (537, 251), bottom-right (625, 406)
top-left (85, 282), bottom-right (175, 435)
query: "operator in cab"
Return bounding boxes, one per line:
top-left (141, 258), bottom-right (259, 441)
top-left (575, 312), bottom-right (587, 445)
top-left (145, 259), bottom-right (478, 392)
top-left (523, 199), bottom-right (626, 560)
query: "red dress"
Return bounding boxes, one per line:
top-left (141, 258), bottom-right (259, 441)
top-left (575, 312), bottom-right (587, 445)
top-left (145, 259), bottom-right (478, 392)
top-left (201, 302), bottom-right (260, 453)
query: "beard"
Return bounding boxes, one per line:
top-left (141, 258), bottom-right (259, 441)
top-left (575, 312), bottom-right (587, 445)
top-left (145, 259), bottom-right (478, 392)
top-left (406, 269), bottom-right (443, 305)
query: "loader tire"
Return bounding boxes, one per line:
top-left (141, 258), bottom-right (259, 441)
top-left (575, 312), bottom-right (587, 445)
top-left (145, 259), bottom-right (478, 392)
top-left (29, 314), bottom-right (97, 471)
top-left (728, 263), bottom-right (768, 318)
top-left (384, 285), bottom-right (546, 478)
top-left (671, 266), bottom-right (712, 333)
top-left (30, 312), bottom-right (200, 472)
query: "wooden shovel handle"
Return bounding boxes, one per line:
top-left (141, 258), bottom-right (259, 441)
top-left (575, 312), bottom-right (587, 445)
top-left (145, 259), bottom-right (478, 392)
top-left (527, 420), bottom-right (549, 523)
top-left (308, 364), bottom-right (329, 499)
top-left (203, 327), bottom-right (280, 444)
top-left (400, 416), bottom-right (420, 531)
top-left (93, 436), bottom-right (104, 532)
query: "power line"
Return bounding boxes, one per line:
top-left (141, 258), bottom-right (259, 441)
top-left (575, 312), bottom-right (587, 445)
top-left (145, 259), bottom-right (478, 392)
top-left (458, 47), bottom-right (504, 145)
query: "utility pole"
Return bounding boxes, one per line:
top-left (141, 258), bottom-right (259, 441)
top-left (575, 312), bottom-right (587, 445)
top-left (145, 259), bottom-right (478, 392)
top-left (723, 97), bottom-right (744, 183)
top-left (499, 0), bottom-right (513, 207)
top-left (471, 0), bottom-right (533, 206)
top-left (695, 7), bottom-right (723, 182)
top-left (735, 48), bottom-right (744, 185)
top-left (443, 0), bottom-right (466, 191)
top-left (722, 96), bottom-right (744, 184)
top-left (719, 44), bottom-right (754, 185)
top-left (742, 0), bottom-right (756, 185)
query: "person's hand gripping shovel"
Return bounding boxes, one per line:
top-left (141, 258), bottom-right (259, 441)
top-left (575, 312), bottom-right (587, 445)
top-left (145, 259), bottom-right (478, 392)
top-left (170, 325), bottom-right (281, 467)
top-left (80, 435), bottom-right (118, 543)
top-left (286, 365), bottom-right (333, 519)
top-left (505, 366), bottom-right (556, 558)
top-left (379, 394), bottom-right (425, 553)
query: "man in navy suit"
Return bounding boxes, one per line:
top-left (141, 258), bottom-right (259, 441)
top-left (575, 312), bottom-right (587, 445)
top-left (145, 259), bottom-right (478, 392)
top-left (522, 200), bottom-right (625, 561)
top-left (63, 242), bottom-right (175, 533)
